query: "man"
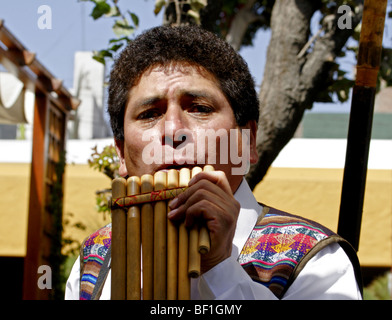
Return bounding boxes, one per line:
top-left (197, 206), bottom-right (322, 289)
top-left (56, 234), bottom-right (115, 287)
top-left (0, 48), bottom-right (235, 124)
top-left (65, 25), bottom-right (362, 300)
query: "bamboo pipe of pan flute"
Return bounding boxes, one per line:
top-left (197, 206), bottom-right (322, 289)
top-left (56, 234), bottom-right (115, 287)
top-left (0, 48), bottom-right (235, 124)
top-left (141, 174), bottom-right (154, 300)
top-left (177, 168), bottom-right (191, 300)
top-left (126, 176), bottom-right (141, 300)
top-left (153, 171), bottom-right (167, 300)
top-left (188, 165), bottom-right (213, 276)
top-left (188, 167), bottom-right (203, 278)
top-left (111, 177), bottom-right (127, 300)
top-left (111, 165), bottom-right (213, 300)
top-left (167, 169), bottom-right (179, 300)
top-left (199, 165), bottom-right (213, 255)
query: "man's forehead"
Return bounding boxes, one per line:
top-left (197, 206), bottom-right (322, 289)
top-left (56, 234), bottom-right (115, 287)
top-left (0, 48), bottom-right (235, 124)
top-left (136, 61), bottom-right (218, 85)
top-left (128, 62), bottom-right (223, 102)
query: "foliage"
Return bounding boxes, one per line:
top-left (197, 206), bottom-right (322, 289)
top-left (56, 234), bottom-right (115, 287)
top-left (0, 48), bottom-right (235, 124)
top-left (59, 211), bottom-right (87, 297)
top-left (79, 0), bottom-right (140, 64)
top-left (48, 151), bottom-right (88, 298)
top-left (315, 64), bottom-right (356, 103)
top-left (363, 272), bottom-right (392, 300)
top-left (79, 0), bottom-right (212, 64)
top-left (47, 151), bottom-right (67, 299)
top-left (88, 144), bottom-right (120, 218)
top-left (88, 144), bottom-right (120, 180)
top-left (379, 48), bottom-right (392, 89)
top-left (154, 0), bottom-right (208, 25)
top-left (62, 212), bottom-right (87, 257)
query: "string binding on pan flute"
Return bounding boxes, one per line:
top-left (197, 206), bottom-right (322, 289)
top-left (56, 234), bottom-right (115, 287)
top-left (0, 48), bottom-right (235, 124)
top-left (110, 165), bottom-right (214, 300)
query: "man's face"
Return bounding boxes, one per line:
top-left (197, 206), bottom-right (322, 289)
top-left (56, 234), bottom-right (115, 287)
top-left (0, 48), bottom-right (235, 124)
top-left (115, 63), bottom-right (258, 192)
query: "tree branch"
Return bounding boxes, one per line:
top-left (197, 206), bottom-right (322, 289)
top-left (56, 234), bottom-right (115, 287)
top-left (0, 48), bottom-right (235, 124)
top-left (246, 0), bottom-right (364, 190)
top-left (225, 0), bottom-right (259, 51)
top-left (299, 1), bottom-right (363, 106)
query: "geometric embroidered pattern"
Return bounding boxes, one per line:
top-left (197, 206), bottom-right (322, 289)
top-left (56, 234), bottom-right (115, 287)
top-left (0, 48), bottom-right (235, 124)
top-left (80, 224), bottom-right (112, 300)
top-left (78, 208), bottom-right (356, 300)
top-left (239, 211), bottom-right (333, 299)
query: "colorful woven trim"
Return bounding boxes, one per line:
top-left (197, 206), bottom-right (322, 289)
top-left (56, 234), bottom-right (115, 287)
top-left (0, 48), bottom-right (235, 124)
top-left (112, 187), bottom-right (187, 208)
top-left (238, 211), bottom-right (333, 298)
top-left (80, 224), bottom-right (112, 300)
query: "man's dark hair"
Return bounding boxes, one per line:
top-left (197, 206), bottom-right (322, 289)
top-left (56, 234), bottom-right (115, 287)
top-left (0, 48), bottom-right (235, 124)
top-left (108, 25), bottom-right (259, 141)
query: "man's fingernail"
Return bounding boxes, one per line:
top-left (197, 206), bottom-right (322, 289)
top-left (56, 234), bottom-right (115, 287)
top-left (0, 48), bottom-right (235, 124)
top-left (169, 197), bottom-right (178, 209)
top-left (168, 208), bottom-right (177, 218)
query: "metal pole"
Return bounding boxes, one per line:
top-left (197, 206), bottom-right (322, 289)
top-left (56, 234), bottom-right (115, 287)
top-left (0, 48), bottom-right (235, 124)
top-left (338, 0), bottom-right (388, 251)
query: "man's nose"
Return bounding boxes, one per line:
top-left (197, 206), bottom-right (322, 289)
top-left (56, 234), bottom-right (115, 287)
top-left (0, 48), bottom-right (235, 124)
top-left (162, 106), bottom-right (191, 148)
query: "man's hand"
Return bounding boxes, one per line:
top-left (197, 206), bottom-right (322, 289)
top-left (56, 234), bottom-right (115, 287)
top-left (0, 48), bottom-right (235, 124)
top-left (168, 170), bottom-right (240, 273)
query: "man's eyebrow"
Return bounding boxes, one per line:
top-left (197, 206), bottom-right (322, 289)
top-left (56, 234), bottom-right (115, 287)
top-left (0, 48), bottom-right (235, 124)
top-left (133, 90), bottom-right (218, 108)
top-left (180, 90), bottom-right (217, 102)
top-left (134, 96), bottom-right (164, 108)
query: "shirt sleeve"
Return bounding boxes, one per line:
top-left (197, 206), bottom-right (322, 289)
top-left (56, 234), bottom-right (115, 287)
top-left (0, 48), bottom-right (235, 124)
top-left (197, 256), bottom-right (278, 299)
top-left (283, 242), bottom-right (362, 300)
top-left (196, 243), bottom-right (362, 300)
top-left (64, 256), bottom-right (80, 300)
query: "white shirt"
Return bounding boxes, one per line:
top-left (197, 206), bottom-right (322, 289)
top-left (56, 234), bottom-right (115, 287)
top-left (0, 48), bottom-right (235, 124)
top-left (65, 179), bottom-right (362, 300)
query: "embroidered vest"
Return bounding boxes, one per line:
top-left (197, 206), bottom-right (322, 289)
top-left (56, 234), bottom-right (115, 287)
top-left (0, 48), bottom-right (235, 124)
top-left (79, 224), bottom-right (112, 300)
top-left (238, 206), bottom-right (362, 299)
top-left (79, 206), bottom-right (362, 299)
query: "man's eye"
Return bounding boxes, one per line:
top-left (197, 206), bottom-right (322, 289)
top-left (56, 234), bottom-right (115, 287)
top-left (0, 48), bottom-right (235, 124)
top-left (137, 109), bottom-right (161, 120)
top-left (189, 104), bottom-right (213, 114)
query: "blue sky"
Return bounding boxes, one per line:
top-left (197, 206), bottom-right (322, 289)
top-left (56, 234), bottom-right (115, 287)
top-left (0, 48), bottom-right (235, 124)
top-left (1, 0), bottom-right (164, 88)
top-left (1, 0), bottom-right (391, 113)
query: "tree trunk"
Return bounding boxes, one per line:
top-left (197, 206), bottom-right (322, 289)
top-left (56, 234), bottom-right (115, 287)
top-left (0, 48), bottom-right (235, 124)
top-left (246, 0), bottom-right (363, 190)
top-left (225, 0), bottom-right (259, 51)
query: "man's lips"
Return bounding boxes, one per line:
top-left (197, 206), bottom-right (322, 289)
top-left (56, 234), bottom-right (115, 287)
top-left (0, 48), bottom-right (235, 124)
top-left (155, 163), bottom-right (197, 172)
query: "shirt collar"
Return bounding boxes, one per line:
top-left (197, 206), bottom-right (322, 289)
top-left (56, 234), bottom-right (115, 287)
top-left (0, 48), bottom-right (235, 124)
top-left (231, 178), bottom-right (263, 258)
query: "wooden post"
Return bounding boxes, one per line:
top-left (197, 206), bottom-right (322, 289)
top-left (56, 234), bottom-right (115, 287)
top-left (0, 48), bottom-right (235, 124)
top-left (22, 92), bottom-right (48, 300)
top-left (338, 0), bottom-right (388, 251)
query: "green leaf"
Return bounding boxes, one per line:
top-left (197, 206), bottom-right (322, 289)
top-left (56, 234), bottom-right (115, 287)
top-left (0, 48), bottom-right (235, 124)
top-left (92, 56), bottom-right (105, 64)
top-left (92, 49), bottom-right (113, 65)
top-left (109, 36), bottom-right (130, 44)
top-left (187, 9), bottom-right (201, 24)
top-left (190, 0), bottom-right (208, 11)
top-left (106, 5), bottom-right (121, 17)
top-left (128, 11), bottom-right (139, 28)
top-left (91, 1), bottom-right (111, 20)
top-left (113, 19), bottom-right (135, 37)
top-left (154, 0), bottom-right (166, 15)
top-left (99, 49), bottom-right (113, 57)
top-left (109, 43), bottom-right (124, 52)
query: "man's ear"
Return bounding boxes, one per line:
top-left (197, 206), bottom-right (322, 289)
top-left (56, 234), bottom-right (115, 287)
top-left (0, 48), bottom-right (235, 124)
top-left (114, 139), bottom-right (128, 177)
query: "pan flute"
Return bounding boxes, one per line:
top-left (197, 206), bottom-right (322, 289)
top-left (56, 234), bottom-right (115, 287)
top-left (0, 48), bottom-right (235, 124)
top-left (110, 165), bottom-right (213, 300)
